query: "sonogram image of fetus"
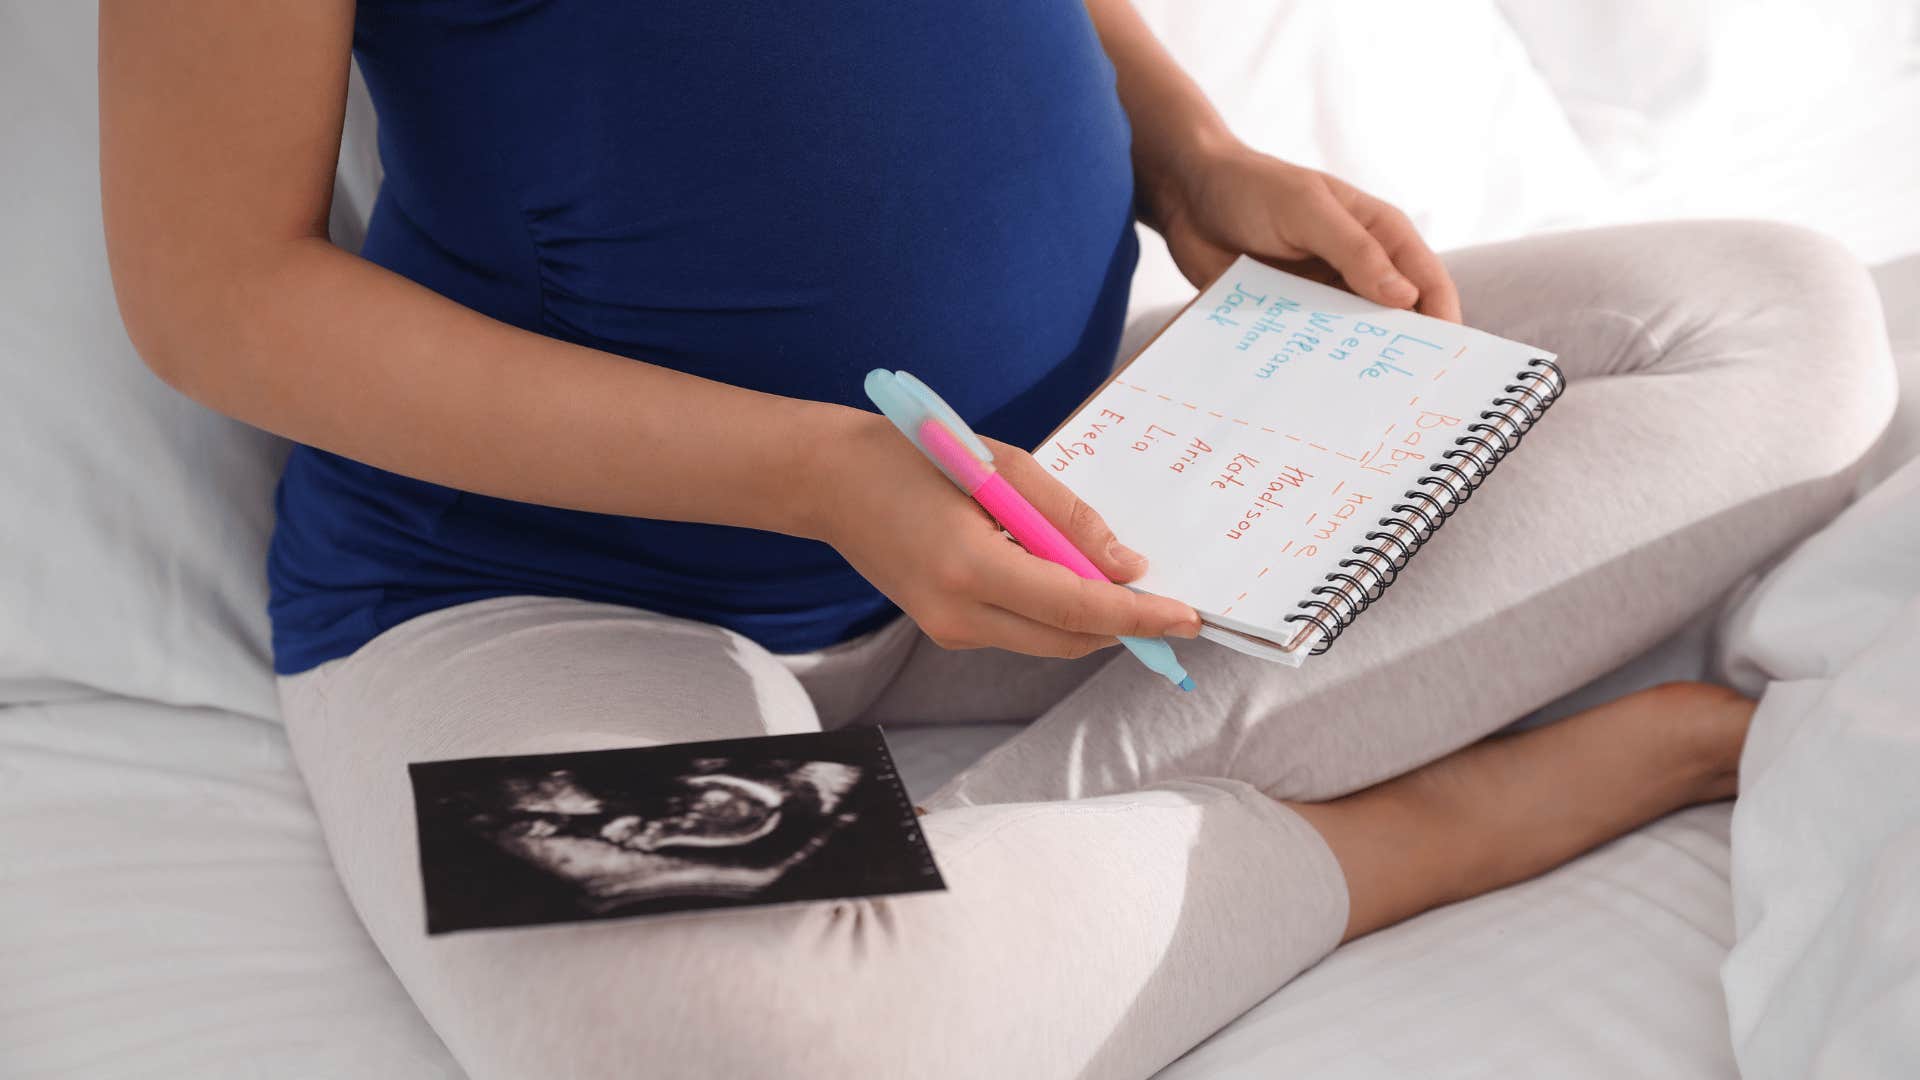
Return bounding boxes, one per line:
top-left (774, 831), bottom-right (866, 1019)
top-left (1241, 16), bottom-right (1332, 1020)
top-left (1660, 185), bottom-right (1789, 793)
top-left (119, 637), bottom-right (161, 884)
top-left (411, 729), bottom-right (943, 932)
top-left (462, 758), bottom-right (863, 911)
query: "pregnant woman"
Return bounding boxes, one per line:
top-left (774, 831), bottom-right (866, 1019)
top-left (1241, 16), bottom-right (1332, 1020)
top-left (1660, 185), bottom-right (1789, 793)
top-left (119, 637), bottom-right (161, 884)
top-left (100, 2), bottom-right (1892, 1077)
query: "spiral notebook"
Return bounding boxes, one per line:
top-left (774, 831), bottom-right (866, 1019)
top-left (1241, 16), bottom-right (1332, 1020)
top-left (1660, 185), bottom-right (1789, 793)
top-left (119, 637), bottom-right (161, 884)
top-left (1044, 254), bottom-right (1563, 666)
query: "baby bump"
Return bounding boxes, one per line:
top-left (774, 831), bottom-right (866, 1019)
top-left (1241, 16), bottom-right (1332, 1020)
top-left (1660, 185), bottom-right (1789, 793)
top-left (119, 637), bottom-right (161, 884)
top-left (501, 0), bottom-right (1141, 431)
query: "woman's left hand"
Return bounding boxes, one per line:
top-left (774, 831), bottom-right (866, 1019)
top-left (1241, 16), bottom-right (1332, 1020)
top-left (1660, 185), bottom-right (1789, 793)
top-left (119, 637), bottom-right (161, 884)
top-left (1141, 142), bottom-right (1463, 324)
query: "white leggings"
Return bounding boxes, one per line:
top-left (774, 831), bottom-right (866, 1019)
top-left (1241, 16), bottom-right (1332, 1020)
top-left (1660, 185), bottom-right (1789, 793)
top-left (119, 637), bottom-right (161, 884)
top-left (279, 222), bottom-right (1894, 1080)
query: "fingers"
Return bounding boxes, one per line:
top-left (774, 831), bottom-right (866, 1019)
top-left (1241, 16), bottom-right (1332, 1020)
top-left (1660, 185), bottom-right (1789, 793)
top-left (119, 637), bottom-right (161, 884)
top-left (993, 442), bottom-right (1149, 583)
top-left (1285, 172), bottom-right (1460, 321)
top-left (914, 535), bottom-right (1197, 657)
top-left (977, 543), bottom-right (1201, 640)
top-left (1399, 241), bottom-right (1462, 323)
top-left (936, 603), bottom-right (1119, 659)
top-left (1351, 194), bottom-right (1462, 323)
top-left (1291, 180), bottom-right (1420, 310)
top-left (898, 440), bottom-right (1200, 657)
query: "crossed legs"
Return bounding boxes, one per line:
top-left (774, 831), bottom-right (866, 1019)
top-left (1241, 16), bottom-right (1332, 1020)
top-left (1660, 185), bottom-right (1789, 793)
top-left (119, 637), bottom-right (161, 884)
top-left (279, 221), bottom-right (1892, 1079)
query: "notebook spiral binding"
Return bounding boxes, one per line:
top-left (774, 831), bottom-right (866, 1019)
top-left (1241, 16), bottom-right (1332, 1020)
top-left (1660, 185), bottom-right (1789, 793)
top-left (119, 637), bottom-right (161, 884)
top-left (1284, 357), bottom-right (1566, 654)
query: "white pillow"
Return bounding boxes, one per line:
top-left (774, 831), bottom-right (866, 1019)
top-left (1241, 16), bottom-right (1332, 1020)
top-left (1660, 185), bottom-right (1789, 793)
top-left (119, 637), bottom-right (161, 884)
top-left (1127, 0), bottom-right (1610, 310)
top-left (0, 5), bottom-right (287, 719)
top-left (1497, 0), bottom-right (1920, 183)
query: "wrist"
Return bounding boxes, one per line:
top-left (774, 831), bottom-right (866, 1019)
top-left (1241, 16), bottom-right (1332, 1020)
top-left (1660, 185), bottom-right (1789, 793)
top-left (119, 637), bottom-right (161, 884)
top-left (778, 401), bottom-right (892, 544)
top-left (1132, 115), bottom-right (1239, 233)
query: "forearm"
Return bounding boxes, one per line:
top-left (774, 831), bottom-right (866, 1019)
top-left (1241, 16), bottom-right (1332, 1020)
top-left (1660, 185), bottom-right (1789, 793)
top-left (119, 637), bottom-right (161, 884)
top-left (101, 0), bottom-right (863, 543)
top-left (130, 237), bottom-right (857, 539)
top-left (1081, 0), bottom-right (1234, 228)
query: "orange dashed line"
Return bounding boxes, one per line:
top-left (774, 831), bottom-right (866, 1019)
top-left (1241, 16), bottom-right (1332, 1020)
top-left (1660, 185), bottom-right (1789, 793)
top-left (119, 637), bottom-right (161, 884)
top-left (1257, 566), bottom-right (1270, 578)
top-left (1279, 540), bottom-right (1294, 553)
top-left (1182, 402), bottom-right (1199, 410)
top-left (1127, 383), bottom-right (1149, 393)
top-left (1453, 344), bottom-right (1467, 358)
top-left (1236, 592), bottom-right (1248, 602)
top-left (1308, 442), bottom-right (1329, 451)
top-left (1156, 393), bottom-right (1173, 402)
top-left (1208, 410), bottom-right (1225, 418)
top-left (1382, 422), bottom-right (1398, 436)
top-left (1331, 480), bottom-right (1346, 496)
top-left (1231, 418), bottom-right (1249, 425)
top-left (1408, 395), bottom-right (1421, 407)
top-left (1285, 434), bottom-right (1303, 442)
top-left (1334, 451), bottom-right (1359, 461)
top-left (1431, 367), bottom-right (1449, 381)
top-left (1221, 605), bottom-right (1235, 615)
top-left (1261, 426), bottom-right (1277, 433)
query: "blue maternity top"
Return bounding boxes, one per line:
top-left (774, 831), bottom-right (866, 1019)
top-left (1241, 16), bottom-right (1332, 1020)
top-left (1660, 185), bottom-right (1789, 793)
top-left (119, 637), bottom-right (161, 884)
top-left (267, 1), bottom-right (1139, 674)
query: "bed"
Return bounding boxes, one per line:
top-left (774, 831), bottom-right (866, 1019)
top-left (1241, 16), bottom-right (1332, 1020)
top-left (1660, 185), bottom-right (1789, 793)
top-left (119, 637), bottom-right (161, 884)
top-left (4, 3), bottom-right (1917, 1077)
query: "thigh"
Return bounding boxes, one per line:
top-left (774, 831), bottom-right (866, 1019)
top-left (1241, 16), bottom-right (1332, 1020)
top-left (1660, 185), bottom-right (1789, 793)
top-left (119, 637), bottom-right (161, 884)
top-left (762, 610), bottom-right (1104, 729)
top-left (283, 595), bottom-right (825, 766)
top-left (851, 621), bottom-right (1108, 727)
top-left (928, 221), bottom-right (1895, 809)
top-left (280, 596), bottom-right (1349, 1080)
top-left (279, 595), bottom-right (821, 1074)
top-left (280, 596), bottom-right (828, 957)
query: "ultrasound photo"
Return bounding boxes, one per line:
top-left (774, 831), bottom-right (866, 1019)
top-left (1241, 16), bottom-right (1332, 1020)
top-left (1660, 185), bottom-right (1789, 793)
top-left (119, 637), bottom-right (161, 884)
top-left (409, 727), bottom-right (944, 934)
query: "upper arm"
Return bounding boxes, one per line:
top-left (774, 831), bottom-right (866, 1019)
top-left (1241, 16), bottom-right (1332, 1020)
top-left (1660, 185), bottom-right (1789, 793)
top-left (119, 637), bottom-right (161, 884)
top-left (98, 0), bottom-right (356, 378)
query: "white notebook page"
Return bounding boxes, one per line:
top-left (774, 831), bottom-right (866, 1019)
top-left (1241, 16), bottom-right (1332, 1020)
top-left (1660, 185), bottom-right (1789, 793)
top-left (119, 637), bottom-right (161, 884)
top-left (1046, 255), bottom-right (1554, 665)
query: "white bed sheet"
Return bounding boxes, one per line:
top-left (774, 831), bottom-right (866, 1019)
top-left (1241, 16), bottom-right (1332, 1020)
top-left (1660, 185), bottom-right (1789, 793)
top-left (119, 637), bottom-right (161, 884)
top-left (1714, 453), bottom-right (1920, 1080)
top-left (1156, 805), bottom-right (1739, 1080)
top-left (0, 698), bottom-right (459, 1079)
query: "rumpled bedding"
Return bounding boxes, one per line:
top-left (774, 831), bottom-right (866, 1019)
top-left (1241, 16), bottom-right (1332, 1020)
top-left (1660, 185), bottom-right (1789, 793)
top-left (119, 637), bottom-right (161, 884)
top-left (1715, 454), bottom-right (1920, 1078)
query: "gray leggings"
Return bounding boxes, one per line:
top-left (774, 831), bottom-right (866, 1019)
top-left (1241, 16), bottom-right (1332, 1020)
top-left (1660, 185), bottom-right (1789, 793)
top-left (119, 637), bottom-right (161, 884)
top-left (278, 222), bottom-right (1893, 1080)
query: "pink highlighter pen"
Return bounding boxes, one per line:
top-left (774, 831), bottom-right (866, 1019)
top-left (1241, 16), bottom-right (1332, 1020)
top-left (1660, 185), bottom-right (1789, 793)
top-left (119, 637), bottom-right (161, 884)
top-left (863, 369), bottom-right (1194, 691)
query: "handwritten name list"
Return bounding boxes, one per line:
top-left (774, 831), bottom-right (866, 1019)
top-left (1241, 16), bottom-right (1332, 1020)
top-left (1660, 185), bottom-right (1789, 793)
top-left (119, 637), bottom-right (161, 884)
top-left (1042, 255), bottom-right (1553, 661)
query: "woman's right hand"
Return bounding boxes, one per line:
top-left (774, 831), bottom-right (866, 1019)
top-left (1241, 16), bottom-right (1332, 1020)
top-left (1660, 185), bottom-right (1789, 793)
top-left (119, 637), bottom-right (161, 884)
top-left (806, 412), bottom-right (1203, 659)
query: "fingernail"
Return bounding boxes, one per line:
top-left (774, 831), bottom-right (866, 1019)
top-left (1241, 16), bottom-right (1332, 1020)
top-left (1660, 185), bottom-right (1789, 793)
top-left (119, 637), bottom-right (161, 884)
top-left (1381, 274), bottom-right (1417, 302)
top-left (1109, 540), bottom-right (1146, 567)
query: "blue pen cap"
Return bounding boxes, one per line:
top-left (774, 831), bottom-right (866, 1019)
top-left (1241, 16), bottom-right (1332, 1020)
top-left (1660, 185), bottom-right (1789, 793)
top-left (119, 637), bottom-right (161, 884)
top-left (863, 369), bottom-right (994, 490)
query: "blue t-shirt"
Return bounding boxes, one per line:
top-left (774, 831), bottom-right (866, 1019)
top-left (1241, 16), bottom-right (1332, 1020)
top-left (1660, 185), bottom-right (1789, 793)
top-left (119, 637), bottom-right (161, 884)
top-left (267, 1), bottom-right (1140, 674)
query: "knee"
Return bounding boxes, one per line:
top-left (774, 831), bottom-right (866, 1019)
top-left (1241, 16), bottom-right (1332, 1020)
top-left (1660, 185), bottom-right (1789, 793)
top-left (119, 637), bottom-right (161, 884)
top-left (600, 898), bottom-right (967, 1080)
top-left (1680, 220), bottom-right (1896, 481)
top-left (1673, 220), bottom-right (1882, 342)
top-left (1711, 217), bottom-right (1860, 272)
